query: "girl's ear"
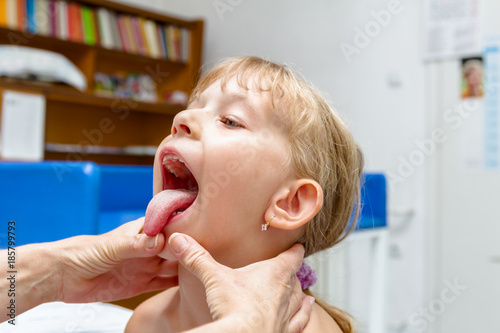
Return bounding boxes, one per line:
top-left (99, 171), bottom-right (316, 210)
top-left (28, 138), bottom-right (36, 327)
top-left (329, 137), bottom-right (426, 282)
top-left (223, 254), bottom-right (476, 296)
top-left (265, 179), bottom-right (323, 230)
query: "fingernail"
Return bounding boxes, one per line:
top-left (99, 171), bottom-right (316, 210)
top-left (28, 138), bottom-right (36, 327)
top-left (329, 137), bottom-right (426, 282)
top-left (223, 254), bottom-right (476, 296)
top-left (146, 235), bottom-right (156, 249)
top-left (309, 296), bottom-right (315, 305)
top-left (169, 233), bottom-right (188, 254)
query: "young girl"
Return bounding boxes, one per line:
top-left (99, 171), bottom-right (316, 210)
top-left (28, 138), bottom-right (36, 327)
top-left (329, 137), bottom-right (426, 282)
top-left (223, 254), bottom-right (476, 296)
top-left (126, 56), bottom-right (363, 332)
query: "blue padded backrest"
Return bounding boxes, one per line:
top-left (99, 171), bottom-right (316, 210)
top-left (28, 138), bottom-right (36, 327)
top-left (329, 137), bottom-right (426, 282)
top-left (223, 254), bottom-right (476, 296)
top-left (98, 165), bottom-right (153, 234)
top-left (357, 173), bottom-right (387, 229)
top-left (0, 161), bottom-right (100, 248)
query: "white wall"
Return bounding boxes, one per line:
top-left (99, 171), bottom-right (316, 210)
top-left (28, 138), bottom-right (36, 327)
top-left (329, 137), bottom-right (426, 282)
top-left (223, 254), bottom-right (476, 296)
top-left (119, 0), bottom-right (428, 330)
top-left (426, 1), bottom-right (500, 332)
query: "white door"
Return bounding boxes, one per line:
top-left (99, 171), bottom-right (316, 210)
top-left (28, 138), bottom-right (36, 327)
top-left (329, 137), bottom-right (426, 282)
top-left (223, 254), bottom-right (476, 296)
top-left (427, 58), bottom-right (500, 332)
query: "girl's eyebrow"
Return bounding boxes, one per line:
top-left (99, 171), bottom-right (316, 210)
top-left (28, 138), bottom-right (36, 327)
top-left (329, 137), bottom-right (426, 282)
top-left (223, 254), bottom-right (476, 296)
top-left (225, 91), bottom-right (258, 115)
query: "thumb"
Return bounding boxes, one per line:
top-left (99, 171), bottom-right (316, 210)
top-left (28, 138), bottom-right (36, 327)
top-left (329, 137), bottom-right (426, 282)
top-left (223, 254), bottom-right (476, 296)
top-left (111, 232), bottom-right (166, 260)
top-left (168, 233), bottom-right (221, 285)
top-left (275, 243), bottom-right (305, 274)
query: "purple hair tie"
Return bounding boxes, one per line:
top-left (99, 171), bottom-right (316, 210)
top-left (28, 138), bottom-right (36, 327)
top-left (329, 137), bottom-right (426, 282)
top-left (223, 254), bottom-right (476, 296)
top-left (296, 261), bottom-right (317, 290)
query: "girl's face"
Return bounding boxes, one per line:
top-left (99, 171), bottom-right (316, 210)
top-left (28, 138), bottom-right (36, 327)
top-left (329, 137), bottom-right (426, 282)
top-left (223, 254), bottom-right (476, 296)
top-left (150, 78), bottom-right (293, 267)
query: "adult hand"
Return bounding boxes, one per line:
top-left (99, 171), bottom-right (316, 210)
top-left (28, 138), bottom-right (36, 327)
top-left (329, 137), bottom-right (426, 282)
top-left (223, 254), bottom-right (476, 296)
top-left (5, 217), bottom-right (178, 318)
top-left (168, 233), bottom-right (314, 333)
top-left (52, 217), bottom-right (178, 303)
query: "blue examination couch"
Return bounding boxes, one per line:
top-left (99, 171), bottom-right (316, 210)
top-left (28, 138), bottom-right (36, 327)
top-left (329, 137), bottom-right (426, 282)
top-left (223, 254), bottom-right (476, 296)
top-left (0, 162), bottom-right (153, 248)
top-left (0, 161), bottom-right (385, 248)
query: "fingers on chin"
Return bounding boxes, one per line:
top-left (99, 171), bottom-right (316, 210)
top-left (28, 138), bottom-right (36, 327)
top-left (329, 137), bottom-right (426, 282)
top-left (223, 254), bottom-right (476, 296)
top-left (157, 259), bottom-right (179, 276)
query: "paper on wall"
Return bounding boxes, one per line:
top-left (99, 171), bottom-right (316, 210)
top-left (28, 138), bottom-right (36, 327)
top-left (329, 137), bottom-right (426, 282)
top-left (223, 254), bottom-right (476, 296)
top-left (422, 0), bottom-right (483, 61)
top-left (0, 91), bottom-right (46, 161)
top-left (482, 36), bottom-right (500, 169)
top-left (459, 36), bottom-right (500, 171)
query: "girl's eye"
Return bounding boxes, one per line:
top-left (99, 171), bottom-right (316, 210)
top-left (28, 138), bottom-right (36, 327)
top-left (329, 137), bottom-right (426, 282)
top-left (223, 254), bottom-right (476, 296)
top-left (219, 115), bottom-right (242, 128)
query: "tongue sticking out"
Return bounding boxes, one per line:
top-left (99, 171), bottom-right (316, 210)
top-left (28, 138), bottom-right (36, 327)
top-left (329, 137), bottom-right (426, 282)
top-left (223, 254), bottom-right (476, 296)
top-left (144, 189), bottom-right (197, 236)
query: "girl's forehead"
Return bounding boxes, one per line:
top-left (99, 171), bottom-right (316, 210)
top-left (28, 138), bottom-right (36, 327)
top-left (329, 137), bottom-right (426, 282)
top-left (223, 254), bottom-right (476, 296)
top-left (192, 77), bottom-right (275, 108)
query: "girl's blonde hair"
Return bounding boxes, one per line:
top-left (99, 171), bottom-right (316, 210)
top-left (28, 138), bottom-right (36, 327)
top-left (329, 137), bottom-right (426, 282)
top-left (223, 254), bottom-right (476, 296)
top-left (190, 56), bottom-right (364, 333)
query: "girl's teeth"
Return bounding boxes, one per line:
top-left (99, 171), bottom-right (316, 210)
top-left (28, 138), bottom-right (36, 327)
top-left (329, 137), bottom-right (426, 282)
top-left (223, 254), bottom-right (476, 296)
top-left (163, 154), bottom-right (184, 165)
top-left (162, 153), bottom-right (189, 180)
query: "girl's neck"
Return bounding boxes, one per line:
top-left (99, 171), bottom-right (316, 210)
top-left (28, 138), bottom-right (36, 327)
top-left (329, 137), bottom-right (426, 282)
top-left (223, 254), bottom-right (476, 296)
top-left (176, 263), bottom-right (213, 330)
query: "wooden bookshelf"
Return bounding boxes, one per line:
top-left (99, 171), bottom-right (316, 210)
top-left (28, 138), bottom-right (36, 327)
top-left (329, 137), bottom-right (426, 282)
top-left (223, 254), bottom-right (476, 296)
top-left (0, 0), bottom-right (203, 165)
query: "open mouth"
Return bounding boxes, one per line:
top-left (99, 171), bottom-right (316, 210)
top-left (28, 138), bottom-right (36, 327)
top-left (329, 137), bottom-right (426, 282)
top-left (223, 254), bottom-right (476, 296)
top-left (143, 151), bottom-right (199, 236)
top-left (162, 153), bottom-right (199, 193)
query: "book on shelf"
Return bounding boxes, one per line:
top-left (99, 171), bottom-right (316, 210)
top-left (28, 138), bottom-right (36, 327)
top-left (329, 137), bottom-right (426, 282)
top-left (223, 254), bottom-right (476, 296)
top-left (81, 5), bottom-right (96, 45)
top-left (36, 0), bottom-right (50, 36)
top-left (131, 16), bottom-right (146, 56)
top-left (5, 0), bottom-right (17, 30)
top-left (0, 0), bottom-right (6, 27)
top-left (48, 0), bottom-right (56, 37)
top-left (0, 0), bottom-right (191, 63)
top-left (156, 23), bottom-right (167, 59)
top-left (17, 0), bottom-right (27, 31)
top-left (144, 19), bottom-right (160, 59)
top-left (97, 7), bottom-right (112, 49)
top-left (122, 15), bottom-right (137, 54)
top-left (57, 0), bottom-right (68, 40)
top-left (138, 17), bottom-right (150, 57)
top-left (26, 0), bottom-right (35, 33)
top-left (108, 10), bottom-right (122, 51)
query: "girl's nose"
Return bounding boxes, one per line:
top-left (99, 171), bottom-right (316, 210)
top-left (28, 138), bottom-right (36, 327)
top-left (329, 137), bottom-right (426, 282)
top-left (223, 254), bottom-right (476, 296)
top-left (171, 110), bottom-right (201, 139)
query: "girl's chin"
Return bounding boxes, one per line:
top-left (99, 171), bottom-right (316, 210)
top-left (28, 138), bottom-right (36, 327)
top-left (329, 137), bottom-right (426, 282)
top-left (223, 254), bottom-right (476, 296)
top-left (158, 245), bottom-right (176, 260)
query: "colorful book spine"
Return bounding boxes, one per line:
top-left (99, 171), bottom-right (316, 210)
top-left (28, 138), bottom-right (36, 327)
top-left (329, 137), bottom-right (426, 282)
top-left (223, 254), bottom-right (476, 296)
top-left (117, 16), bottom-right (130, 52)
top-left (91, 8), bottom-right (100, 46)
top-left (97, 7), bottom-right (113, 49)
top-left (131, 16), bottom-right (146, 56)
top-left (108, 10), bottom-right (122, 51)
top-left (35, 0), bottom-right (50, 36)
top-left (166, 25), bottom-right (176, 61)
top-left (144, 19), bottom-right (159, 59)
top-left (81, 6), bottom-right (96, 45)
top-left (0, 0), bottom-right (6, 27)
top-left (156, 24), bottom-right (167, 59)
top-left (122, 15), bottom-right (137, 54)
top-left (66, 1), bottom-right (75, 41)
top-left (6, 0), bottom-right (17, 29)
top-left (57, 0), bottom-right (67, 40)
top-left (26, 0), bottom-right (36, 33)
top-left (48, 0), bottom-right (56, 37)
top-left (161, 25), bottom-right (170, 60)
top-left (17, 0), bottom-right (27, 31)
top-left (181, 28), bottom-right (190, 63)
top-left (73, 2), bottom-right (83, 42)
top-left (174, 26), bottom-right (181, 61)
top-left (138, 17), bottom-right (150, 57)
